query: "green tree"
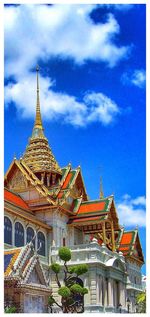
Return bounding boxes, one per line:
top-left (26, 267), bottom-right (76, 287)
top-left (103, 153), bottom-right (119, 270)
top-left (136, 291), bottom-right (146, 313)
top-left (48, 247), bottom-right (88, 313)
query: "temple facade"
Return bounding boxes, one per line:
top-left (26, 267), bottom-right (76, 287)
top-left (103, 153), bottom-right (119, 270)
top-left (4, 67), bottom-right (144, 313)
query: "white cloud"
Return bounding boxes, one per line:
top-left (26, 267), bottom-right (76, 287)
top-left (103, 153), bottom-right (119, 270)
top-left (121, 69), bottom-right (146, 88)
top-left (4, 4), bottom-right (130, 79)
top-left (5, 74), bottom-right (120, 127)
top-left (117, 194), bottom-right (146, 227)
top-left (4, 4), bottom-right (131, 127)
top-left (84, 92), bottom-right (120, 125)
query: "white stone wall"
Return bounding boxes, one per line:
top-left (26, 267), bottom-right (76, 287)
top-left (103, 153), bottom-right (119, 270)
top-left (126, 259), bottom-right (142, 286)
top-left (49, 242), bottom-right (128, 313)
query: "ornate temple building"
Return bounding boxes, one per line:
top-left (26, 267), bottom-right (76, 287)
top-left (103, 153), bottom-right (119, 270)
top-left (4, 67), bottom-right (144, 313)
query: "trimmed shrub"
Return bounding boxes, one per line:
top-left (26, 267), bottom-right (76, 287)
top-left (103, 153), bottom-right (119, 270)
top-left (51, 263), bottom-right (60, 274)
top-left (58, 286), bottom-right (71, 298)
top-left (70, 284), bottom-right (83, 294)
top-left (74, 264), bottom-right (88, 276)
top-left (58, 247), bottom-right (71, 262)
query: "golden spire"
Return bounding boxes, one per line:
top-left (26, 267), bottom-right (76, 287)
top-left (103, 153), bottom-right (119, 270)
top-left (99, 176), bottom-right (104, 199)
top-left (23, 66), bottom-right (62, 175)
top-left (34, 65), bottom-right (43, 130)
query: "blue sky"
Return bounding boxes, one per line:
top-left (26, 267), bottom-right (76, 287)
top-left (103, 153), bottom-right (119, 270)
top-left (4, 4), bottom-right (146, 274)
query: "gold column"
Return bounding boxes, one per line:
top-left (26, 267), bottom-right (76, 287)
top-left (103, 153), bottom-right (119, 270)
top-left (111, 222), bottom-right (116, 252)
top-left (102, 222), bottom-right (106, 244)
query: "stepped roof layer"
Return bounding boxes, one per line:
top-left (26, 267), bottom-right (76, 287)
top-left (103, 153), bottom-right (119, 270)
top-left (4, 188), bottom-right (52, 230)
top-left (4, 187), bottom-right (30, 211)
top-left (23, 134), bottom-right (61, 174)
top-left (118, 229), bottom-right (144, 263)
top-left (68, 197), bottom-right (113, 225)
top-left (56, 165), bottom-right (88, 204)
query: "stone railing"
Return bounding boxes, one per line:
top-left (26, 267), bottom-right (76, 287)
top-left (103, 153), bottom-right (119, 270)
top-left (49, 241), bottom-right (126, 266)
top-left (127, 282), bottom-right (144, 291)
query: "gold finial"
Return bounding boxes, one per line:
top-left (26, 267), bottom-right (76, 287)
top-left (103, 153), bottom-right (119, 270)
top-left (99, 176), bottom-right (104, 199)
top-left (34, 65), bottom-right (43, 130)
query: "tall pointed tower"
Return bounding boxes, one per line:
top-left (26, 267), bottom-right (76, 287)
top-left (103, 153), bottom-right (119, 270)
top-left (99, 176), bottom-right (104, 199)
top-left (23, 66), bottom-right (62, 186)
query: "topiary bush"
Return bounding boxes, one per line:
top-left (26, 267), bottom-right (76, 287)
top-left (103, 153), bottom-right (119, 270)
top-left (73, 264), bottom-right (88, 276)
top-left (70, 283), bottom-right (83, 294)
top-left (82, 287), bottom-right (88, 295)
top-left (58, 247), bottom-right (71, 262)
top-left (51, 263), bottom-right (61, 274)
top-left (48, 247), bottom-right (88, 313)
top-left (58, 286), bottom-right (71, 298)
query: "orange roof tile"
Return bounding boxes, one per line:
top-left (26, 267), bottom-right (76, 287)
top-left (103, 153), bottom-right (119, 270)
top-left (120, 232), bottom-right (133, 245)
top-left (62, 172), bottom-right (73, 189)
top-left (4, 188), bottom-right (29, 210)
top-left (119, 246), bottom-right (130, 251)
top-left (58, 191), bottom-right (64, 199)
top-left (78, 201), bottom-right (106, 214)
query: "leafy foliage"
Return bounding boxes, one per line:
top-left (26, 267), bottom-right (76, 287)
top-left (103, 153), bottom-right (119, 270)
top-left (82, 287), bottom-right (88, 295)
top-left (68, 264), bottom-right (88, 276)
top-left (58, 247), bottom-right (71, 262)
top-left (73, 264), bottom-right (88, 276)
top-left (70, 283), bottom-right (84, 294)
top-left (136, 291), bottom-right (146, 313)
top-left (5, 306), bottom-right (16, 313)
top-left (48, 296), bottom-right (55, 306)
top-left (58, 286), bottom-right (71, 298)
top-left (48, 247), bottom-right (88, 313)
top-left (51, 263), bottom-right (61, 274)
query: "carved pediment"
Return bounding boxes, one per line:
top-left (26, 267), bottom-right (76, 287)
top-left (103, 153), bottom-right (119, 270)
top-left (27, 267), bottom-right (43, 285)
top-left (8, 169), bottom-right (28, 191)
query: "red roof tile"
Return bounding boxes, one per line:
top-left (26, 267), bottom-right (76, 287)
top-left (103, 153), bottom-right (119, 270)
top-left (4, 188), bottom-right (29, 210)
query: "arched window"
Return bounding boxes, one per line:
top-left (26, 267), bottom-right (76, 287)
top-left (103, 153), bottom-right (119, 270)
top-left (4, 216), bottom-right (12, 245)
top-left (37, 231), bottom-right (45, 256)
top-left (15, 222), bottom-right (24, 247)
top-left (27, 227), bottom-right (35, 248)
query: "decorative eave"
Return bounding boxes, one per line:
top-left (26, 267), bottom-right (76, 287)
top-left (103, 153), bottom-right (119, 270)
top-left (32, 204), bottom-right (75, 216)
top-left (57, 166), bottom-right (88, 206)
top-left (125, 255), bottom-right (144, 265)
top-left (68, 214), bottom-right (108, 226)
top-left (5, 159), bottom-right (57, 206)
